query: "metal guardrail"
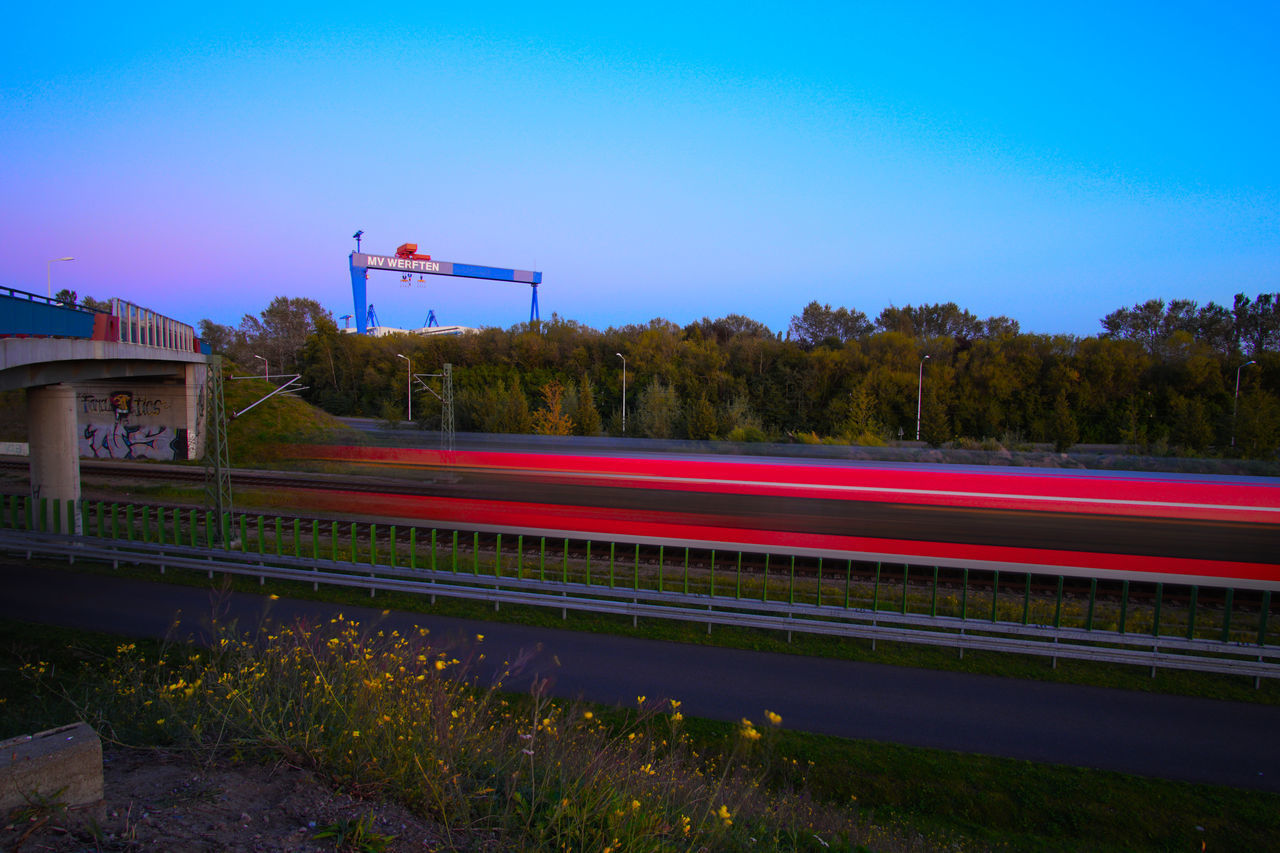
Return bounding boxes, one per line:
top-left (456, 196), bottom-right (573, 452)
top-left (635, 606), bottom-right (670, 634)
top-left (3, 512), bottom-right (1277, 683)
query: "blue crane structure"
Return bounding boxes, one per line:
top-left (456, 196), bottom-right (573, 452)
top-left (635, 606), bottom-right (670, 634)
top-left (349, 242), bottom-right (542, 335)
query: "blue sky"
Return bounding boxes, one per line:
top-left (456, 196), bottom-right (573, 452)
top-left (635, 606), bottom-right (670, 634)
top-left (3, 2), bottom-right (1277, 336)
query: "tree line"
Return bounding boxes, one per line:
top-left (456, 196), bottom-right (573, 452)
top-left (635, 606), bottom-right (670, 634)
top-left (198, 293), bottom-right (1280, 458)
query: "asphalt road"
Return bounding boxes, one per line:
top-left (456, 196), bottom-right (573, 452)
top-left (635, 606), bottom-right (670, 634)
top-left (4, 559), bottom-right (1279, 793)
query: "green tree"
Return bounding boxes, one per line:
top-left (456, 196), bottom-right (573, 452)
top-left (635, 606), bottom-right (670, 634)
top-left (685, 393), bottom-right (718, 440)
top-left (1049, 388), bottom-right (1078, 452)
top-left (531, 381), bottom-right (575, 436)
top-left (574, 373), bottom-right (602, 436)
top-left (637, 378), bottom-right (681, 439)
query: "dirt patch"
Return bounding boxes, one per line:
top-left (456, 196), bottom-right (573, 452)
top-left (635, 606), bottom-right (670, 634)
top-left (2, 746), bottom-right (485, 852)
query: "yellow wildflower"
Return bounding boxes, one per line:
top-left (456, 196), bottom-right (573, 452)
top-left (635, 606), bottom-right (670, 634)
top-left (765, 709), bottom-right (782, 726)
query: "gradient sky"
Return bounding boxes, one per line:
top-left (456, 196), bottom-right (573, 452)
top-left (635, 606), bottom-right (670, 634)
top-left (3, 2), bottom-right (1277, 337)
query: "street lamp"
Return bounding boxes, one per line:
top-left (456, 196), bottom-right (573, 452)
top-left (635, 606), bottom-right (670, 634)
top-left (397, 353), bottom-right (412, 423)
top-left (915, 354), bottom-right (931, 442)
top-left (1232, 360), bottom-right (1257, 448)
top-left (253, 354), bottom-right (269, 382)
top-left (616, 352), bottom-right (627, 435)
top-left (46, 257), bottom-right (74, 299)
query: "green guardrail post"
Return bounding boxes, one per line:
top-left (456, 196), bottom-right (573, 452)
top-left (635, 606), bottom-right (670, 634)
top-left (94, 501), bottom-right (103, 538)
top-left (389, 525), bottom-right (397, 569)
top-left (990, 570), bottom-right (1000, 623)
top-left (371, 523), bottom-right (379, 567)
top-left (1054, 576), bottom-right (1064, 628)
top-left (517, 534), bottom-right (525, 579)
top-left (539, 537), bottom-right (546, 581)
top-left (473, 532), bottom-right (480, 575)
top-left (872, 562), bottom-right (881, 612)
top-left (312, 520), bottom-right (319, 561)
top-left (657, 545), bottom-right (664, 592)
top-left (709, 550), bottom-right (716, 598)
top-left (1221, 588), bottom-right (1234, 642)
top-left (350, 522), bottom-right (357, 564)
top-left (961, 568), bottom-right (969, 620)
top-left (294, 518), bottom-right (302, 559)
top-left (1257, 591), bottom-right (1271, 646)
top-left (1086, 578), bottom-right (1097, 631)
top-left (930, 566), bottom-right (939, 617)
top-left (584, 540), bottom-right (590, 586)
top-left (109, 503), bottom-right (117, 539)
top-left (330, 521), bottom-right (338, 561)
top-left (1022, 573), bottom-right (1031, 626)
top-left (451, 530), bottom-right (458, 573)
top-left (1119, 580), bottom-right (1130, 634)
top-left (735, 552), bottom-right (742, 599)
top-left (494, 533), bottom-right (502, 577)
top-left (683, 547), bottom-right (690, 595)
top-left (1152, 583), bottom-right (1163, 637)
top-left (816, 558), bottom-right (823, 607)
top-left (205, 510), bottom-right (215, 548)
top-left (610, 542), bottom-right (616, 589)
top-left (173, 506), bottom-right (182, 544)
top-left (762, 554), bottom-right (770, 602)
top-left (900, 564), bottom-right (909, 615)
top-left (53, 499), bottom-right (62, 535)
top-left (561, 538), bottom-right (568, 583)
top-left (26, 496), bottom-right (35, 532)
top-left (1186, 586), bottom-right (1198, 640)
top-left (430, 529), bottom-right (437, 571)
top-left (408, 527), bottom-right (416, 570)
top-left (156, 507), bottom-right (165, 545)
top-left (125, 505), bottom-right (134, 541)
top-left (273, 517), bottom-right (282, 556)
top-left (255, 516), bottom-right (264, 555)
top-left (788, 556), bottom-right (796, 605)
top-left (844, 560), bottom-right (852, 609)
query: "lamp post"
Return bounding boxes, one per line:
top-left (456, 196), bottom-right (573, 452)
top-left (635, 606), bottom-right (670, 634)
top-left (915, 354), bottom-right (931, 442)
top-left (253, 354), bottom-right (269, 382)
top-left (616, 352), bottom-right (627, 435)
top-left (46, 257), bottom-right (74, 299)
top-left (1232, 360), bottom-right (1257, 448)
top-left (397, 353), bottom-right (412, 423)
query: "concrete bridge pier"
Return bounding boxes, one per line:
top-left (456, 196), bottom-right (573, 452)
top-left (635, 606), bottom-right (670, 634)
top-left (27, 383), bottom-right (83, 533)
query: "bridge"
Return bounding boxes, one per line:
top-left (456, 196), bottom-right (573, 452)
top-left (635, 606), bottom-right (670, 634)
top-left (0, 287), bottom-right (211, 530)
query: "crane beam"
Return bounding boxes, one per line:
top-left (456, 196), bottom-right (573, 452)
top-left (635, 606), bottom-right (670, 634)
top-left (350, 251), bottom-right (542, 334)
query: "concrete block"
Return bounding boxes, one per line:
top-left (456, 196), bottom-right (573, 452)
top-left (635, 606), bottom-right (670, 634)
top-left (0, 722), bottom-right (103, 814)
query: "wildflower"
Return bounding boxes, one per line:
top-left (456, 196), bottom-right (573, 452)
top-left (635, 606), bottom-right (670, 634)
top-left (156, 719), bottom-right (165, 725)
top-left (671, 711), bottom-right (683, 723)
top-left (718, 804), bottom-right (732, 827)
top-left (476, 633), bottom-right (485, 642)
top-left (435, 661), bottom-right (446, 671)
top-left (583, 711), bottom-right (593, 720)
top-left (636, 695), bottom-right (646, 705)
top-left (269, 594), bottom-right (279, 600)
top-left (680, 815), bottom-right (691, 835)
top-left (631, 799), bottom-right (641, 811)
top-left (670, 699), bottom-right (681, 709)
top-left (765, 709), bottom-right (782, 726)
top-left (352, 730), bottom-right (361, 738)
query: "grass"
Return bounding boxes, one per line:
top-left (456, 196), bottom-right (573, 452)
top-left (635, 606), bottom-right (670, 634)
top-left (2, 617), bottom-right (1277, 852)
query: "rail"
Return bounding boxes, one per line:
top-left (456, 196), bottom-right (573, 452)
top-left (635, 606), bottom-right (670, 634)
top-left (110, 298), bottom-right (196, 351)
top-left (3, 495), bottom-right (1277, 682)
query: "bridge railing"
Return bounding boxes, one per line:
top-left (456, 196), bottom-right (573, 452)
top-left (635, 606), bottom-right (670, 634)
top-left (2, 494), bottom-right (1276, 683)
top-left (0, 286), bottom-right (100, 339)
top-left (110, 299), bottom-right (196, 352)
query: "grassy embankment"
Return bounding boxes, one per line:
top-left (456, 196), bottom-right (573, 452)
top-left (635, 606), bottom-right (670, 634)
top-left (3, 618), bottom-right (1278, 853)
